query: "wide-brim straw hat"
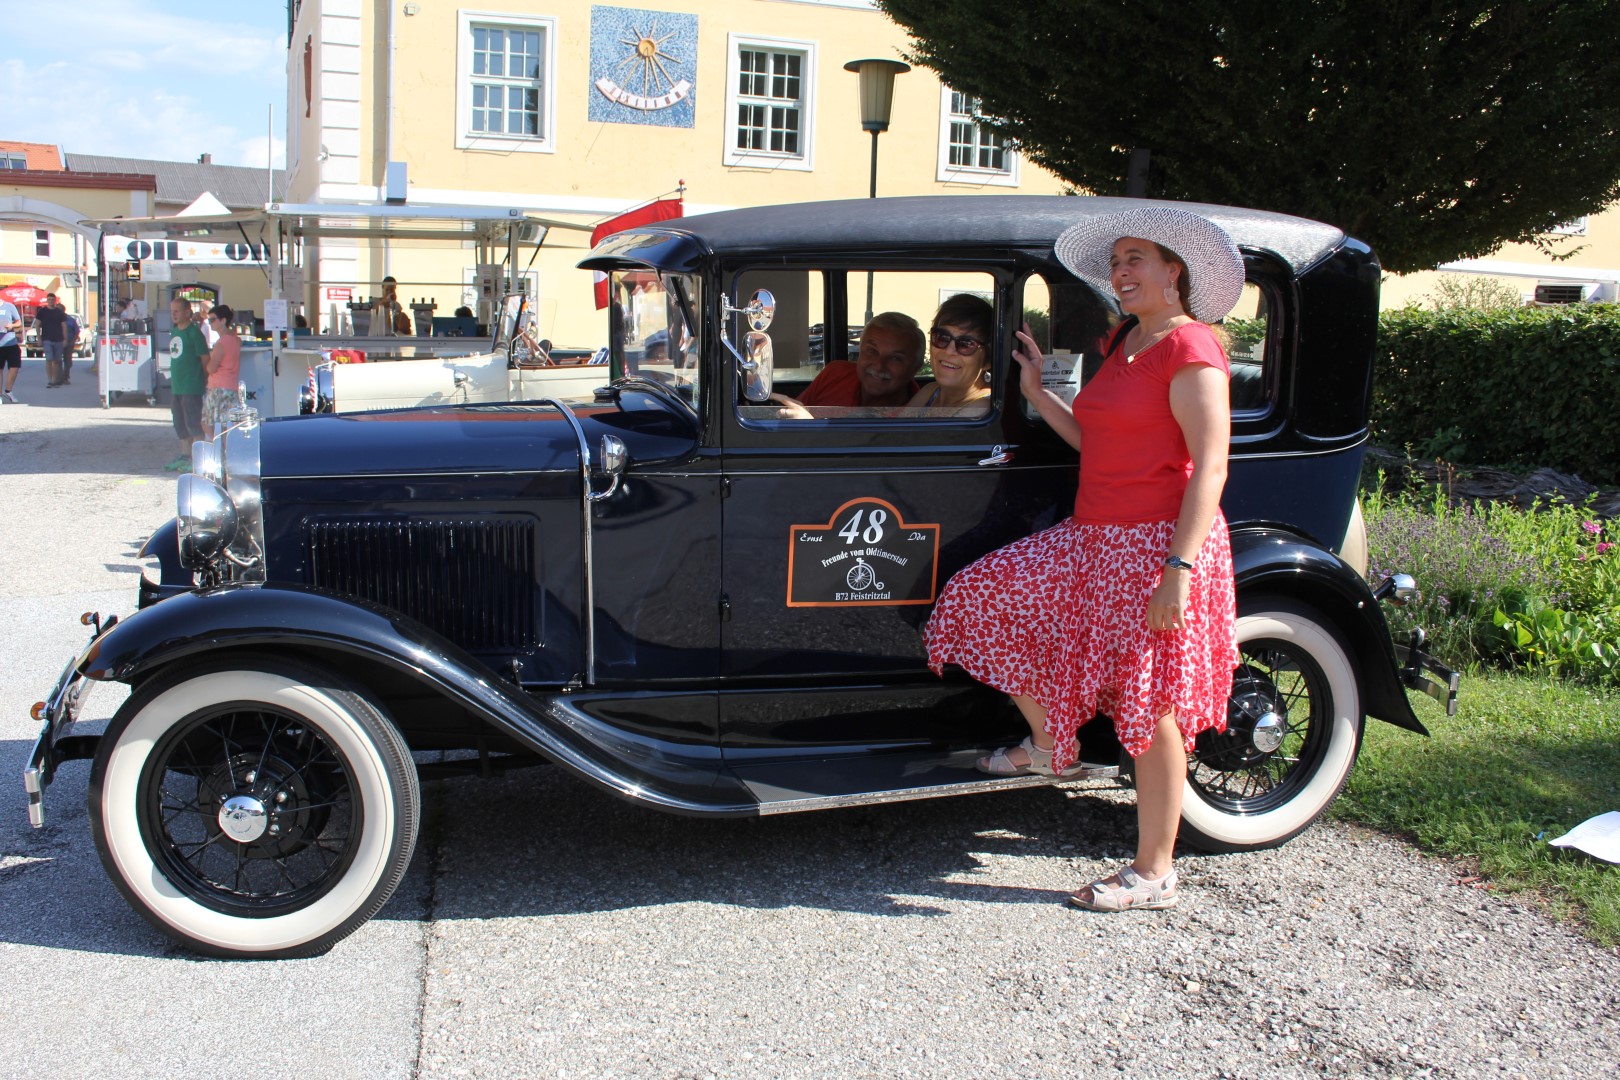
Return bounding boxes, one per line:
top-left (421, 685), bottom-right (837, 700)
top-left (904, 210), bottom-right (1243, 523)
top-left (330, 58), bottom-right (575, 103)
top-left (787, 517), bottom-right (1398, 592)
top-left (1053, 207), bottom-right (1245, 323)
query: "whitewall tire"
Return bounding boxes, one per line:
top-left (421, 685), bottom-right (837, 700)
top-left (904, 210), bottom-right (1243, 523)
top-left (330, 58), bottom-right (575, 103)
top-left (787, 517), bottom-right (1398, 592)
top-left (1179, 599), bottom-right (1364, 853)
top-left (89, 657), bottom-right (418, 959)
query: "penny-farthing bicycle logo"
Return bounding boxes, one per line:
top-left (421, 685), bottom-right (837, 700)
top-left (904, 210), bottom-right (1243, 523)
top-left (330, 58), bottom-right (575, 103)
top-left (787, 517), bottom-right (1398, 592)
top-left (846, 557), bottom-right (884, 593)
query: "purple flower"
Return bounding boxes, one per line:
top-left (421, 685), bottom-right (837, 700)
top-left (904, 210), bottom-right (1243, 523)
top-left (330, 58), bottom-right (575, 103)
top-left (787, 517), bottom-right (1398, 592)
top-left (1582, 520), bottom-right (1602, 535)
top-left (1599, 542), bottom-right (1614, 555)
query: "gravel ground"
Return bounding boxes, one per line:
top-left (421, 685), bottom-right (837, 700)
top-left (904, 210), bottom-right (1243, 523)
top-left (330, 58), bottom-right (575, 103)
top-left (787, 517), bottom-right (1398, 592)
top-left (2, 363), bottom-right (1617, 1078)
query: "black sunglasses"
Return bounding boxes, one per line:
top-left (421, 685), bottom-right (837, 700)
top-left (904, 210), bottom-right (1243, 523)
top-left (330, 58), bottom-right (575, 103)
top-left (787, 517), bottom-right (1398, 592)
top-left (930, 328), bottom-right (986, 354)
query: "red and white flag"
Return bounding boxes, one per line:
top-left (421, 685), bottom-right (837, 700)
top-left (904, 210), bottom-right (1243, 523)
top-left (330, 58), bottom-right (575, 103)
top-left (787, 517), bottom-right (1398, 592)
top-left (591, 197), bottom-right (683, 309)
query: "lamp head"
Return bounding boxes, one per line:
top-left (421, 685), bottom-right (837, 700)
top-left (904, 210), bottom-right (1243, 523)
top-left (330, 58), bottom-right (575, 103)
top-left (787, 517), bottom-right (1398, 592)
top-left (843, 58), bottom-right (911, 132)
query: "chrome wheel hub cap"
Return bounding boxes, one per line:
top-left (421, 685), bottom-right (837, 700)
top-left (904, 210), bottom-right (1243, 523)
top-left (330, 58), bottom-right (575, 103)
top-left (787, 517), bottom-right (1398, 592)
top-left (218, 794), bottom-right (269, 843)
top-left (1250, 710), bottom-right (1287, 754)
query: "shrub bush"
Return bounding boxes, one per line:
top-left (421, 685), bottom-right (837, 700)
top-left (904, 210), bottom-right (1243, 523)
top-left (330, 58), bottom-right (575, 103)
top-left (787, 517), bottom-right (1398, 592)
top-left (1373, 304), bottom-right (1620, 485)
top-left (1366, 481), bottom-right (1620, 684)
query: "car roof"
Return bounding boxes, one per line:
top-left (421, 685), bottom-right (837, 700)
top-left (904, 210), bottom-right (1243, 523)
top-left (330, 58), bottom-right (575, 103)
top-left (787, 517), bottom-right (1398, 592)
top-left (581, 195), bottom-right (1351, 275)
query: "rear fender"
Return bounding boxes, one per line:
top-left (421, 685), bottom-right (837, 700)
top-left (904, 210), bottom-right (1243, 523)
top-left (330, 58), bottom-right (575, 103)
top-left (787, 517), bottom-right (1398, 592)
top-left (1231, 527), bottom-right (1428, 735)
top-left (82, 584), bottom-right (752, 814)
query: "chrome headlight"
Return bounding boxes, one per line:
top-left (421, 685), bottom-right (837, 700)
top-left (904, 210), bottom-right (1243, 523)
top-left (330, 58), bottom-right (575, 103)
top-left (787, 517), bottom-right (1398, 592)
top-left (191, 439), bottom-right (222, 483)
top-left (175, 410), bottom-right (265, 580)
top-left (177, 474), bottom-right (238, 566)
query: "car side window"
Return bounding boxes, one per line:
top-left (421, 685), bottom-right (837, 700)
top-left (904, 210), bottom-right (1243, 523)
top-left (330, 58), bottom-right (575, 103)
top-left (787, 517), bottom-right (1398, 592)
top-left (1015, 273), bottom-right (1119, 422)
top-left (734, 268), bottom-right (1000, 425)
top-left (1018, 274), bottom-right (1275, 419)
top-left (1225, 282), bottom-right (1270, 414)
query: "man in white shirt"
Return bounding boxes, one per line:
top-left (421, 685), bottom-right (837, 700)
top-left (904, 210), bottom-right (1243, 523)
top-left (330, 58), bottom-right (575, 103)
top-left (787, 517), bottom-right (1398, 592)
top-left (0, 298), bottom-right (22, 403)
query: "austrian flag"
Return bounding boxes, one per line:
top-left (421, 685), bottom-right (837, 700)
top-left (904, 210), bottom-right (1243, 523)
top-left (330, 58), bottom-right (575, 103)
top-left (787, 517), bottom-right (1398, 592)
top-left (591, 198), bottom-right (684, 309)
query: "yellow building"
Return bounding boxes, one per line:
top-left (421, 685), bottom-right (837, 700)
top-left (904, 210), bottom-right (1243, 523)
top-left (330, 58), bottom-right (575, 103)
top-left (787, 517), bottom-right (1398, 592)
top-left (1382, 210), bottom-right (1620, 310)
top-left (283, 0), bottom-right (1067, 344)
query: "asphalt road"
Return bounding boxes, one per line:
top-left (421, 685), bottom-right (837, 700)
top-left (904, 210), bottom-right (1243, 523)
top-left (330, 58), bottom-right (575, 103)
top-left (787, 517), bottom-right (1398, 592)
top-left (2, 361), bottom-right (1617, 1079)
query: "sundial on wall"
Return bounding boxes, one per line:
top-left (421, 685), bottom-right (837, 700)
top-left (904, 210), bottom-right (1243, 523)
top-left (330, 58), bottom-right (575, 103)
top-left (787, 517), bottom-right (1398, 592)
top-left (588, 6), bottom-right (698, 128)
top-left (595, 19), bottom-right (691, 110)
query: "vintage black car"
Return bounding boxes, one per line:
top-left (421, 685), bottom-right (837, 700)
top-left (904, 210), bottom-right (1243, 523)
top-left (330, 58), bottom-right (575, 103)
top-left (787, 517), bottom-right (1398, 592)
top-left (26, 195), bottom-right (1457, 959)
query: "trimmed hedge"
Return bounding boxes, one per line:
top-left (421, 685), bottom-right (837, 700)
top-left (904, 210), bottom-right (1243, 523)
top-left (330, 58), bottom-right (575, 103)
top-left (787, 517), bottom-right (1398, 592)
top-left (1372, 304), bottom-right (1620, 485)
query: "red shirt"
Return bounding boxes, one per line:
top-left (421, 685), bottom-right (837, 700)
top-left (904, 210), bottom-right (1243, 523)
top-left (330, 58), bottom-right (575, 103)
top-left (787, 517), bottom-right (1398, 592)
top-left (799, 361), bottom-right (919, 407)
top-left (1071, 322), bottom-right (1229, 525)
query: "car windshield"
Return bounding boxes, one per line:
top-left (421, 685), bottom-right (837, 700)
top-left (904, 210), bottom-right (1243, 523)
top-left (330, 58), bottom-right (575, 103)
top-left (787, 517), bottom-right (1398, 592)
top-left (610, 271), bottom-right (700, 402)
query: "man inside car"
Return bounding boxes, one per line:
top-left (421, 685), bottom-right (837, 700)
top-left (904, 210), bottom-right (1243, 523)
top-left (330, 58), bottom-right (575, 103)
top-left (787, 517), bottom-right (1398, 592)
top-left (770, 311), bottom-right (924, 418)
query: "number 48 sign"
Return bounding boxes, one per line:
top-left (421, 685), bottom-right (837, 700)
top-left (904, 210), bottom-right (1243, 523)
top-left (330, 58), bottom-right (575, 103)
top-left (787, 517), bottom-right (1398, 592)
top-left (786, 497), bottom-right (941, 608)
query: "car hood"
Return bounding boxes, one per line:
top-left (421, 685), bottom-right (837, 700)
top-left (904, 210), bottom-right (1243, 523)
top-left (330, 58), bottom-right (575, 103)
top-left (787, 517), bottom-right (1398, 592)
top-left (260, 390), bottom-right (700, 479)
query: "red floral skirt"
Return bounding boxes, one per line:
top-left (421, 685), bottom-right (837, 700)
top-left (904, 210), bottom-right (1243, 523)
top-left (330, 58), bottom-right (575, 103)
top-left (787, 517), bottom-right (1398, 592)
top-left (924, 515), bottom-right (1238, 771)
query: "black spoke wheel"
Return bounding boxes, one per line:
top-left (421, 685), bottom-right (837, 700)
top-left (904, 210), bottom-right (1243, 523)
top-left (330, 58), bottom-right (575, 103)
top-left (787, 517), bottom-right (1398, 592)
top-left (1179, 599), bottom-right (1364, 853)
top-left (138, 706), bottom-right (360, 917)
top-left (91, 657), bottom-right (418, 959)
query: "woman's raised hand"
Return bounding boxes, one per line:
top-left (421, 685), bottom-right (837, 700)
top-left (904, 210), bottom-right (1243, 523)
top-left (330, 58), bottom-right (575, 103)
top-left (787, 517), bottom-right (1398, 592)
top-left (1012, 323), bottom-right (1045, 401)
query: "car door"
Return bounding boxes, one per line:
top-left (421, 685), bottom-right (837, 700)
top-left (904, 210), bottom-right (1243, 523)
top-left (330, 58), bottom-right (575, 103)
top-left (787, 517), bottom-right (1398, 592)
top-left (716, 265), bottom-right (1084, 756)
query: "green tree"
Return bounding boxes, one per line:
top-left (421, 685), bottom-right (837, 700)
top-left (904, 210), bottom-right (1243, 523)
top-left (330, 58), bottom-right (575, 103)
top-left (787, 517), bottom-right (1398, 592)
top-left (878, 1), bottom-right (1620, 272)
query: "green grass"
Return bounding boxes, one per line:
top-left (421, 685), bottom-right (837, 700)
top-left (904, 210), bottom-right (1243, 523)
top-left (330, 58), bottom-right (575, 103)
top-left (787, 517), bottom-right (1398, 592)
top-left (1332, 669), bottom-right (1620, 946)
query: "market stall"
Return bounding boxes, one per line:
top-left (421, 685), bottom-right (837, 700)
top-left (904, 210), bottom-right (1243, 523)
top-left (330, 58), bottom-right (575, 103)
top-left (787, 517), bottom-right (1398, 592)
top-left (79, 203), bottom-right (594, 414)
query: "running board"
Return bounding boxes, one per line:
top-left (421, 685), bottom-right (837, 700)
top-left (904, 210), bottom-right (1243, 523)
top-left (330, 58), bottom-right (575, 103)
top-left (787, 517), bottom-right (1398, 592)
top-left (735, 748), bottom-right (1122, 816)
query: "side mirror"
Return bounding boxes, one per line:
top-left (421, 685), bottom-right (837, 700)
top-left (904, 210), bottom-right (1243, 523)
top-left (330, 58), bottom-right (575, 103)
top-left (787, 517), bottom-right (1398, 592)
top-left (742, 331), bottom-right (774, 402)
top-left (720, 289), bottom-right (777, 402)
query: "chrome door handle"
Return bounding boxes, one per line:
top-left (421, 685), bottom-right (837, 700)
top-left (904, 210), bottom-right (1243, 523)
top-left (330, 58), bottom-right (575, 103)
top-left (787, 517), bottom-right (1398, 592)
top-left (977, 444), bottom-right (1015, 466)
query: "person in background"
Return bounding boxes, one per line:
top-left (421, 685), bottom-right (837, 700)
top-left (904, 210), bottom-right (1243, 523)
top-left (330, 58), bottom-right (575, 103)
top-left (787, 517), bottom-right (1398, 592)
top-left (165, 298), bottom-right (210, 470)
top-left (292, 313), bottom-right (312, 336)
top-left (59, 301), bottom-right (80, 386)
top-left (0, 296), bottom-right (22, 403)
top-left (202, 304), bottom-right (242, 438)
top-left (769, 312), bottom-right (925, 418)
top-left (904, 293), bottom-right (995, 417)
top-left (35, 292), bottom-right (68, 388)
top-left (373, 276), bottom-right (401, 337)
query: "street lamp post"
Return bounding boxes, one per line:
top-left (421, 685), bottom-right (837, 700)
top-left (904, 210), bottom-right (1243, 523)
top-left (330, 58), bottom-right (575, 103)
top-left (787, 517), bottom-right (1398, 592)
top-left (844, 57), bottom-right (909, 322)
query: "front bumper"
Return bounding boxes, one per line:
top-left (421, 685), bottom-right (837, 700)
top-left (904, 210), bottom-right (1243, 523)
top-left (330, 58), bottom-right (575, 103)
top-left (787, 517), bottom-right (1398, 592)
top-left (22, 615), bottom-right (115, 827)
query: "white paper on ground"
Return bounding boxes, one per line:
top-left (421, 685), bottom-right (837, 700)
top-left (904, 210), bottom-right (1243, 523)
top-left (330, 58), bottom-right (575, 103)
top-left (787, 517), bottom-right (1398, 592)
top-left (1548, 811), bottom-right (1620, 863)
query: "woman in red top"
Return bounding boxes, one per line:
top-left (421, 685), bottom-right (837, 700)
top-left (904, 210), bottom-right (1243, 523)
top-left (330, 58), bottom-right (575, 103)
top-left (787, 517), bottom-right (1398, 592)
top-left (925, 208), bottom-right (1245, 911)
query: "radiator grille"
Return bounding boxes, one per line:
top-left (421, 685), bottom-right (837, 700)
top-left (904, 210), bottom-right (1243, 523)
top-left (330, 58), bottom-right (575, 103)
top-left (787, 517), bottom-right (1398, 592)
top-left (303, 517), bottom-right (536, 650)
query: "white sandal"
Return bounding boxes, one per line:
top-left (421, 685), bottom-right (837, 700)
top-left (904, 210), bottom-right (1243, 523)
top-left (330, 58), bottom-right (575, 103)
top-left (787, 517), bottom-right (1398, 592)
top-left (975, 736), bottom-right (1083, 778)
top-left (1068, 865), bottom-right (1179, 911)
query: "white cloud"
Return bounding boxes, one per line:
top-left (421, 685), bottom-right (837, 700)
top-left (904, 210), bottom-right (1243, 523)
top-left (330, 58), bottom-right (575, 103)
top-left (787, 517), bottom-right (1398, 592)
top-left (1, 1), bottom-right (287, 167)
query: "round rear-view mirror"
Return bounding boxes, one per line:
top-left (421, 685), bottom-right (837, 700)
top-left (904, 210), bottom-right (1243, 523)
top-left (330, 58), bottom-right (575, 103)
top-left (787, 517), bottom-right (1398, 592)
top-left (748, 289), bottom-right (776, 332)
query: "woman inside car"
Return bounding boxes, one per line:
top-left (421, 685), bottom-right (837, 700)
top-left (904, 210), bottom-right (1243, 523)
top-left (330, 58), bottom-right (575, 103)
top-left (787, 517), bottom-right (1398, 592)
top-left (905, 293), bottom-right (994, 416)
top-left (925, 207), bottom-right (1245, 912)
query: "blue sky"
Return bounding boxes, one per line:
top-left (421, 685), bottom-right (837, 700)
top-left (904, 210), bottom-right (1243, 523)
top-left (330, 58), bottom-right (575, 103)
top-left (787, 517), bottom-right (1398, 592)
top-left (2, 0), bottom-right (288, 168)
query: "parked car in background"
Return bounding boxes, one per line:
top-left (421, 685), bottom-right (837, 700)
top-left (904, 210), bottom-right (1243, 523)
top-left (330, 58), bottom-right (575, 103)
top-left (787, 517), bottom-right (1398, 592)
top-left (26, 195), bottom-right (1458, 959)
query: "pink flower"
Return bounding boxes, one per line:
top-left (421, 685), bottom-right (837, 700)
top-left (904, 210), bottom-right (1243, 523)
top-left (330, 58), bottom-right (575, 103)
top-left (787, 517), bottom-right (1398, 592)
top-left (1582, 520), bottom-right (1602, 535)
top-left (1599, 542), bottom-right (1614, 555)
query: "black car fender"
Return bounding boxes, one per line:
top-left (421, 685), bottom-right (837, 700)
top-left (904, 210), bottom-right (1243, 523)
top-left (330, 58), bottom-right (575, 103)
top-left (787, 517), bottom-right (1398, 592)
top-left (1230, 526), bottom-right (1428, 736)
top-left (79, 583), bottom-right (755, 815)
top-left (137, 519), bottom-right (190, 608)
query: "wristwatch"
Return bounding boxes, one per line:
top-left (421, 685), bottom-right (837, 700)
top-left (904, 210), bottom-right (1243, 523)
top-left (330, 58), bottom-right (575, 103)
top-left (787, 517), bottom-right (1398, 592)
top-left (1163, 555), bottom-right (1195, 572)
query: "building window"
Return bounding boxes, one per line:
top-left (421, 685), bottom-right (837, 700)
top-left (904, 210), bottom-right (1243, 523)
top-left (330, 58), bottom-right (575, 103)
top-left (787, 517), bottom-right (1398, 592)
top-left (35, 229), bottom-right (50, 258)
top-left (724, 34), bottom-right (816, 171)
top-left (1551, 216), bottom-right (1589, 237)
top-left (456, 11), bottom-right (556, 154)
top-left (0, 152), bottom-right (27, 170)
top-left (936, 90), bottom-right (1019, 187)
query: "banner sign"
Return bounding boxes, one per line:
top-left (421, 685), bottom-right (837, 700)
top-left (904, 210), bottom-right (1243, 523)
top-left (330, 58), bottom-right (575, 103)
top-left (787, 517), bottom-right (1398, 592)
top-left (786, 497), bottom-right (941, 608)
top-left (102, 236), bottom-right (270, 266)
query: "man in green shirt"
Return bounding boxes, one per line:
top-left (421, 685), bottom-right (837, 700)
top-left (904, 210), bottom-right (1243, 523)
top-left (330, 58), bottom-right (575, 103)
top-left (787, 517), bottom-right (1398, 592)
top-left (166, 298), bottom-right (211, 471)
